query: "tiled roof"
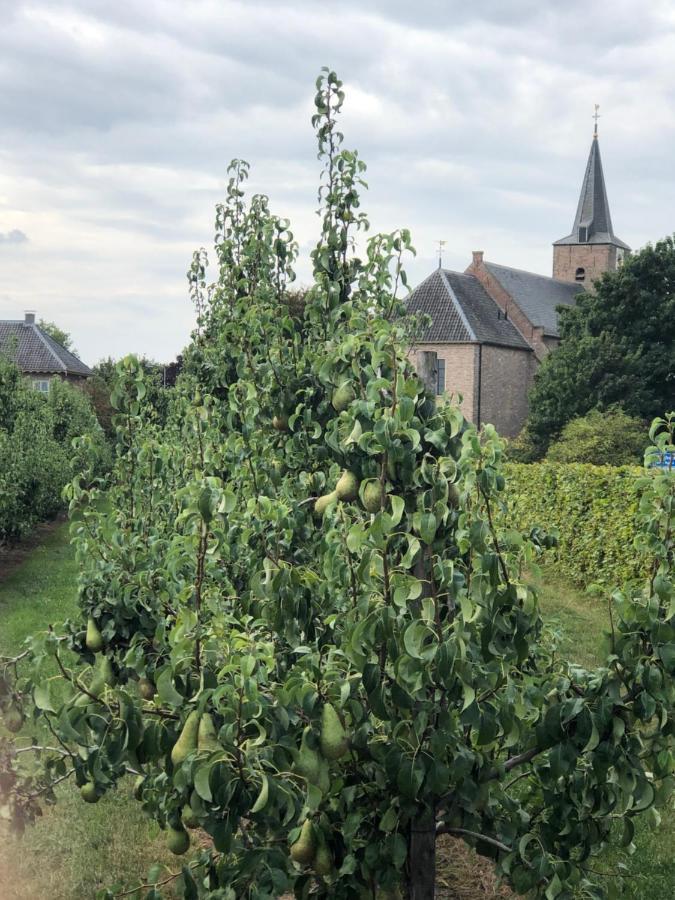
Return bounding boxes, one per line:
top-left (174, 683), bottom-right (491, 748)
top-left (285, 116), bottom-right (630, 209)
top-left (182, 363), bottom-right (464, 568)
top-left (0, 321), bottom-right (92, 376)
top-left (406, 269), bottom-right (531, 350)
top-left (554, 135), bottom-right (630, 250)
top-left (483, 262), bottom-right (582, 337)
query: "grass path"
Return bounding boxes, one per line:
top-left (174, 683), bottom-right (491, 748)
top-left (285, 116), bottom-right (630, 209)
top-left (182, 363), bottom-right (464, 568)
top-left (0, 525), bottom-right (672, 898)
top-left (0, 519), bottom-right (178, 900)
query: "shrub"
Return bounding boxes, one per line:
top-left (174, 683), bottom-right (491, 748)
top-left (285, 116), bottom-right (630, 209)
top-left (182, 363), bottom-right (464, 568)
top-left (546, 408), bottom-right (646, 466)
top-left (0, 358), bottom-right (108, 541)
top-left (505, 460), bottom-right (644, 587)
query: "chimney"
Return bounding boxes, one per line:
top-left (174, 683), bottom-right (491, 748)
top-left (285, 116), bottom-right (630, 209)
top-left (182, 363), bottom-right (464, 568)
top-left (24, 311), bottom-right (36, 324)
top-left (472, 250), bottom-right (484, 267)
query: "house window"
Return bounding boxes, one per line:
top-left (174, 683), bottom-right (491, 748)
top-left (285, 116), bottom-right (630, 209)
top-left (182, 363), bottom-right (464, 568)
top-left (578, 226), bottom-right (588, 242)
top-left (436, 358), bottom-right (446, 395)
top-left (32, 379), bottom-right (50, 393)
top-left (575, 267), bottom-right (586, 282)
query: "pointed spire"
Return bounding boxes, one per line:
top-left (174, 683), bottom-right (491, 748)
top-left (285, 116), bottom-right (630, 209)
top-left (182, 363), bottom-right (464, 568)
top-left (554, 120), bottom-right (629, 250)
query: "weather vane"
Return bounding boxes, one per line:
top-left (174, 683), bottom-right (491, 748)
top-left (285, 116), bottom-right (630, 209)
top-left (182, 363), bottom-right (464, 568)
top-left (593, 103), bottom-right (601, 137)
top-left (437, 240), bottom-right (446, 269)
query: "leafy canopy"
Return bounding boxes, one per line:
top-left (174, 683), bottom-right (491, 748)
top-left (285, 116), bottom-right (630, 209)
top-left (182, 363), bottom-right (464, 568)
top-left (1, 72), bottom-right (673, 900)
top-left (527, 236), bottom-right (675, 451)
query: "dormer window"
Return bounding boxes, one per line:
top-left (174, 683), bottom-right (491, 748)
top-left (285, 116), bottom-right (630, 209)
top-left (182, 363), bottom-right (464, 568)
top-left (578, 225), bottom-right (588, 243)
top-left (575, 267), bottom-right (586, 282)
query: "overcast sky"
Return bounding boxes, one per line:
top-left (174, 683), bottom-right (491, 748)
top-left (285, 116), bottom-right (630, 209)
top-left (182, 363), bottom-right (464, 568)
top-left (1, 0), bottom-right (674, 364)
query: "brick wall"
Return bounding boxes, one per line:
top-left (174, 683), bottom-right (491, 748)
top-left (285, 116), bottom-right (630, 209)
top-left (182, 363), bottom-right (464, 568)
top-left (409, 343), bottom-right (477, 422)
top-left (552, 243), bottom-right (617, 284)
top-left (478, 345), bottom-right (536, 438)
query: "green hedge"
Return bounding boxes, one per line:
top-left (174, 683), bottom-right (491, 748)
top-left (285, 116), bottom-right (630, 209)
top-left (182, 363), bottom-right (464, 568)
top-left (505, 461), bottom-right (645, 588)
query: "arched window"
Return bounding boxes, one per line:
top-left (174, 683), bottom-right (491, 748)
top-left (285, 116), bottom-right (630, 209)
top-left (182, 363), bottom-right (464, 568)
top-left (575, 267), bottom-right (586, 282)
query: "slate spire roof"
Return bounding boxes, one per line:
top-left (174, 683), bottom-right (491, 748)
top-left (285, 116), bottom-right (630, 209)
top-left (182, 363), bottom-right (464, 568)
top-left (0, 318), bottom-right (92, 377)
top-left (554, 134), bottom-right (630, 250)
top-left (405, 269), bottom-right (531, 350)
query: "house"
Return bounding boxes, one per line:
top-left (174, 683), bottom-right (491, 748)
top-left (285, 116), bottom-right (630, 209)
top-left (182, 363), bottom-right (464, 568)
top-left (407, 124), bottom-right (630, 438)
top-left (0, 312), bottom-right (92, 391)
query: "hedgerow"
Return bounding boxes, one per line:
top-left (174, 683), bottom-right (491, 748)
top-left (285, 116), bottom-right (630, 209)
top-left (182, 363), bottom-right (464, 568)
top-left (505, 461), bottom-right (644, 588)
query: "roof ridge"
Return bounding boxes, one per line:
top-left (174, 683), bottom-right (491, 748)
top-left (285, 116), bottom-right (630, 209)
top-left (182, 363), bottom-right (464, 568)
top-left (439, 270), bottom-right (477, 341)
top-left (485, 260), bottom-right (578, 286)
top-left (30, 323), bottom-right (67, 373)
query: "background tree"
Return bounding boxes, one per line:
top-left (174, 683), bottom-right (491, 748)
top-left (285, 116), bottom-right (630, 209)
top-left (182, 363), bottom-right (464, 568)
top-left (1, 73), bottom-right (673, 900)
top-left (527, 237), bottom-right (675, 454)
top-left (546, 408), bottom-right (647, 466)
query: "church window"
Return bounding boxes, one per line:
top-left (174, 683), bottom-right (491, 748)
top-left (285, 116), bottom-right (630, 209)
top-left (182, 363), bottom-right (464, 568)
top-left (436, 358), bottom-right (446, 395)
top-left (578, 225), bottom-right (588, 242)
top-left (575, 267), bottom-right (586, 282)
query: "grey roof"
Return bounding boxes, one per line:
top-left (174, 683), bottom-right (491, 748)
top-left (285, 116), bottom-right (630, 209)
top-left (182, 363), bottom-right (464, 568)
top-left (406, 269), bottom-right (531, 350)
top-left (0, 321), bottom-right (92, 376)
top-left (554, 135), bottom-right (630, 250)
top-left (483, 262), bottom-right (582, 337)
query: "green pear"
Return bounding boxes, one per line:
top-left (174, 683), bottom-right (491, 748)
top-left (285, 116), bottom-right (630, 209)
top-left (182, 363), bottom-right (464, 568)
top-left (171, 710), bottom-right (200, 767)
top-left (362, 481), bottom-right (382, 514)
top-left (313, 832), bottom-right (333, 876)
top-left (314, 490), bottom-right (338, 518)
top-left (80, 782), bottom-right (99, 803)
top-left (272, 414), bottom-right (289, 432)
top-left (290, 819), bottom-right (316, 866)
top-left (331, 382), bottom-right (355, 412)
top-left (89, 656), bottom-right (116, 698)
top-left (133, 775), bottom-right (145, 801)
top-left (317, 757), bottom-right (331, 795)
top-left (294, 728), bottom-right (322, 784)
top-left (85, 617), bottom-right (104, 653)
top-left (335, 470), bottom-right (359, 502)
top-left (181, 804), bottom-right (199, 829)
top-left (167, 825), bottom-right (190, 855)
top-left (138, 677), bottom-right (156, 700)
top-left (197, 713), bottom-right (219, 752)
top-left (4, 704), bottom-right (24, 733)
top-left (320, 703), bottom-right (349, 760)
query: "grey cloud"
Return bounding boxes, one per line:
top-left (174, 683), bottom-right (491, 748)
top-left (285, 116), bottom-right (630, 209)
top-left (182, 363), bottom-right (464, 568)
top-left (0, 229), bottom-right (28, 244)
top-left (0, 0), bottom-right (673, 364)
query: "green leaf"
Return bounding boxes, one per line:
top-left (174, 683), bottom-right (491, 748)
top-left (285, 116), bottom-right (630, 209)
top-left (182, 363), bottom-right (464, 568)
top-left (250, 773), bottom-right (269, 813)
top-left (33, 682), bottom-right (55, 712)
top-left (194, 763), bottom-right (213, 801)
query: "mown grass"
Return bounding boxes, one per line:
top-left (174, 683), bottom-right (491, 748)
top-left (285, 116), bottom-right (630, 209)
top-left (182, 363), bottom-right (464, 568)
top-left (0, 519), bottom-right (179, 899)
top-left (0, 527), bottom-right (672, 898)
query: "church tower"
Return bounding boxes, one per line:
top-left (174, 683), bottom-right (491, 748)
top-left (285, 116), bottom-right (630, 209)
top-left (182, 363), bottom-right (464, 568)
top-left (553, 114), bottom-right (630, 284)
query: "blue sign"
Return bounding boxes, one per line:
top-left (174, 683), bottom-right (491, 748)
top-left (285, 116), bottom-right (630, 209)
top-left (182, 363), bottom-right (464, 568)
top-left (651, 450), bottom-right (674, 469)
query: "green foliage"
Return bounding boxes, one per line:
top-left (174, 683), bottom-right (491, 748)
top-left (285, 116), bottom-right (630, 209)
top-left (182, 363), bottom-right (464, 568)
top-left (0, 358), bottom-right (108, 541)
top-left (504, 425), bottom-right (541, 463)
top-left (506, 460), bottom-right (644, 588)
top-left (526, 236), bottom-right (675, 452)
top-left (546, 408), bottom-right (647, 465)
top-left (1, 73), bottom-right (673, 900)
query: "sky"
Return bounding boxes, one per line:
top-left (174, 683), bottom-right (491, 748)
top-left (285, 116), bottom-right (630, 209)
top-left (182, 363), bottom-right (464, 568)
top-left (1, 0), bottom-right (674, 365)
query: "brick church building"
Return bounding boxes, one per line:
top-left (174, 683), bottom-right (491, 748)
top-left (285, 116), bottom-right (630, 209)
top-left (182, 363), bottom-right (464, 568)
top-left (407, 125), bottom-right (630, 437)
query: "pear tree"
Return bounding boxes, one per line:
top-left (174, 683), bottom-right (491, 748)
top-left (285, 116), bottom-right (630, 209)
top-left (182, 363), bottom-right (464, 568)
top-left (1, 71), bottom-right (673, 900)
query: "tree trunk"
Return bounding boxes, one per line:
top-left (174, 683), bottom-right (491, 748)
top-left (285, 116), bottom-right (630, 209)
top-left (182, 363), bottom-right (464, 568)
top-left (416, 350), bottom-right (438, 399)
top-left (408, 808), bottom-right (436, 900)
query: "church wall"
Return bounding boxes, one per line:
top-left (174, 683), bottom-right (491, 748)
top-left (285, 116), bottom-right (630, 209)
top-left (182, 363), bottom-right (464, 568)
top-left (552, 244), bottom-right (617, 284)
top-left (409, 343), bottom-right (476, 423)
top-left (478, 345), bottom-right (536, 438)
